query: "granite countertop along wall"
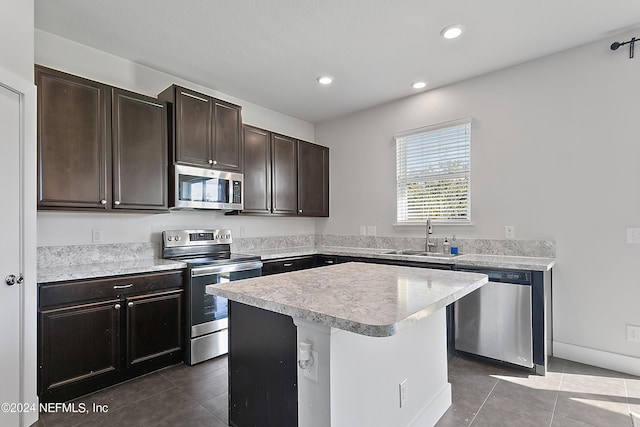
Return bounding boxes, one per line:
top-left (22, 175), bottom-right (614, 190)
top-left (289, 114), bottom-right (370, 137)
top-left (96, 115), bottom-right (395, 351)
top-left (206, 262), bottom-right (488, 337)
top-left (37, 235), bottom-right (556, 283)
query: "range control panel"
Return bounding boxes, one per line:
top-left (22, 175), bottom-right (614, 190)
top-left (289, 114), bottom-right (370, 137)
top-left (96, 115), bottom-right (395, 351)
top-left (163, 229), bottom-right (232, 247)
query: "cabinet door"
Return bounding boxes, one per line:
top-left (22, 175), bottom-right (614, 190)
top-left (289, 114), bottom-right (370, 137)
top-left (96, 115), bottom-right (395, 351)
top-left (242, 125), bottom-right (271, 213)
top-left (112, 88), bottom-right (168, 210)
top-left (126, 290), bottom-right (183, 366)
top-left (36, 65), bottom-right (111, 209)
top-left (174, 88), bottom-right (211, 167)
top-left (213, 100), bottom-right (242, 171)
top-left (271, 134), bottom-right (297, 215)
top-left (39, 300), bottom-right (121, 395)
top-left (297, 140), bottom-right (329, 217)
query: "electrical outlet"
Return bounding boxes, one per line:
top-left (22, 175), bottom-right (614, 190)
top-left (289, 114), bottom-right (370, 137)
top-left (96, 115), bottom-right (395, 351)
top-left (627, 325), bottom-right (640, 343)
top-left (367, 226), bottom-right (377, 236)
top-left (92, 228), bottom-right (103, 243)
top-left (302, 350), bottom-right (319, 382)
top-left (239, 226), bottom-right (246, 237)
top-left (399, 379), bottom-right (408, 408)
top-left (360, 226), bottom-right (367, 236)
top-left (627, 228), bottom-right (640, 244)
top-left (505, 225), bottom-right (515, 239)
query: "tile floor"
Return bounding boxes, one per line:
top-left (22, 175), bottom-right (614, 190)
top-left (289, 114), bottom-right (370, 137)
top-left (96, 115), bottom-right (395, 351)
top-left (35, 355), bottom-right (639, 427)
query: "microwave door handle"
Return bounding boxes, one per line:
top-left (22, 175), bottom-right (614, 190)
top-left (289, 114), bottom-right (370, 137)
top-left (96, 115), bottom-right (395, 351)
top-left (191, 261), bottom-right (263, 277)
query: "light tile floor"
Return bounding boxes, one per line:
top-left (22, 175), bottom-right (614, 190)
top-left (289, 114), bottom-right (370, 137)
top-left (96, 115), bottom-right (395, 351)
top-left (35, 354), bottom-right (639, 426)
top-left (437, 355), bottom-right (640, 427)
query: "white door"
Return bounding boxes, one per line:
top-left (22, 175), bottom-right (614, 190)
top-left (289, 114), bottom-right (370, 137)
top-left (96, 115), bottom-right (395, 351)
top-left (0, 67), bottom-right (37, 427)
top-left (0, 81), bottom-right (22, 426)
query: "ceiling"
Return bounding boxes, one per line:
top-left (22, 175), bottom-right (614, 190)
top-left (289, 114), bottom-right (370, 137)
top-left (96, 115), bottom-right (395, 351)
top-left (34, 0), bottom-right (640, 124)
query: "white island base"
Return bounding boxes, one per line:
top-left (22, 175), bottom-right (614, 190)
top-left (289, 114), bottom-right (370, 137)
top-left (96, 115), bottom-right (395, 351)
top-left (295, 308), bottom-right (451, 427)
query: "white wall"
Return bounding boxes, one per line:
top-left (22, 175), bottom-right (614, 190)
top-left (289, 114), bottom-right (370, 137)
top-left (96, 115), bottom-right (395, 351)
top-left (35, 30), bottom-right (317, 246)
top-left (1, 0), bottom-right (34, 80)
top-left (316, 31), bottom-right (640, 367)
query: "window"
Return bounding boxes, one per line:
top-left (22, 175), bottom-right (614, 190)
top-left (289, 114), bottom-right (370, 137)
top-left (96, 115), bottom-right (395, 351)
top-left (395, 118), bottom-right (471, 224)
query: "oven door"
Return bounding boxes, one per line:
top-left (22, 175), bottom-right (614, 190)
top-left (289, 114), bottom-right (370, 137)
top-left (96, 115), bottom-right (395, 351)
top-left (190, 261), bottom-right (262, 338)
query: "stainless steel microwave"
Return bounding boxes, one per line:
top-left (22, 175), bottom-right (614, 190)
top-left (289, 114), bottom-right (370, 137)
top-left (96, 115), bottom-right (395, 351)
top-left (171, 164), bottom-right (243, 210)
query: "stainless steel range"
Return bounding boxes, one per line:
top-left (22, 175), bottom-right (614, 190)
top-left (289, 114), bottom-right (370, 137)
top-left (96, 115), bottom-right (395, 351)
top-left (162, 229), bottom-right (262, 365)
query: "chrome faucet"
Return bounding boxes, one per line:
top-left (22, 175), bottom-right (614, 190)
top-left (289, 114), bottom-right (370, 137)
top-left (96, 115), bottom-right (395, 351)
top-left (425, 217), bottom-right (435, 252)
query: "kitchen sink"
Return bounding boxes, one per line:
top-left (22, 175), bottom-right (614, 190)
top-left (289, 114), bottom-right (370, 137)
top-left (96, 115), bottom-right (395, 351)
top-left (383, 250), bottom-right (459, 258)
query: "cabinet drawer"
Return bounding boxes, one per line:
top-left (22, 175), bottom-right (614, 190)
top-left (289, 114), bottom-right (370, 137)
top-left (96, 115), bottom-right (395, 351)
top-left (39, 270), bottom-right (185, 309)
top-left (261, 256), bottom-right (315, 276)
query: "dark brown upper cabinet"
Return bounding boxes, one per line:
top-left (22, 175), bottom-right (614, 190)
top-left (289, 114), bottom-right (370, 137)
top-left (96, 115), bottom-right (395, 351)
top-left (271, 133), bottom-right (298, 215)
top-left (112, 88), bottom-right (168, 210)
top-left (297, 140), bottom-right (329, 217)
top-left (242, 125), bottom-right (272, 214)
top-left (35, 65), bottom-right (168, 212)
top-left (36, 65), bottom-right (111, 209)
top-left (159, 85), bottom-right (242, 172)
top-left (242, 125), bottom-right (329, 217)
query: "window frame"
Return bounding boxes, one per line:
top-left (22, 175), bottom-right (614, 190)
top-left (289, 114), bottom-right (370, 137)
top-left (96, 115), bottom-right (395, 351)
top-left (394, 117), bottom-right (472, 225)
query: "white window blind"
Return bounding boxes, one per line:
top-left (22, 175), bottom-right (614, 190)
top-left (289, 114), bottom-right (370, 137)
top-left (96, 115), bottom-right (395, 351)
top-left (395, 119), bottom-right (471, 223)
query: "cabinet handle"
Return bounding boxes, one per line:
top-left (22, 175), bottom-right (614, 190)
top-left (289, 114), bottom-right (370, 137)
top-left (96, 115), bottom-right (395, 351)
top-left (299, 209), bottom-right (303, 213)
top-left (213, 160), bottom-right (217, 165)
top-left (128, 302), bottom-right (134, 308)
top-left (114, 200), bottom-right (121, 206)
top-left (283, 263), bottom-right (293, 267)
top-left (208, 159), bottom-right (214, 164)
top-left (100, 199), bottom-right (107, 205)
top-left (326, 260), bottom-right (334, 264)
top-left (113, 284), bottom-right (133, 290)
top-left (114, 304), bottom-right (121, 310)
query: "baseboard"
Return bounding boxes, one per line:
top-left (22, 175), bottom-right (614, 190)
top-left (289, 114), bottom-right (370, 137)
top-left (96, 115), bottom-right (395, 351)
top-left (409, 382), bottom-right (452, 427)
top-left (553, 341), bottom-right (640, 376)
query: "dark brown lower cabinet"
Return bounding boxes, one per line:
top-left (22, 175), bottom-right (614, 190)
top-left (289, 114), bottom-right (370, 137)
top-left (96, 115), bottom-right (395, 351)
top-left (229, 301), bottom-right (298, 427)
top-left (38, 271), bottom-right (184, 403)
top-left (40, 300), bottom-right (121, 394)
top-left (126, 291), bottom-right (182, 365)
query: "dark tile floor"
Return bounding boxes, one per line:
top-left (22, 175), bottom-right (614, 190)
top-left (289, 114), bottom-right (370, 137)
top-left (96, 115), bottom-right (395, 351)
top-left (35, 355), bottom-right (639, 426)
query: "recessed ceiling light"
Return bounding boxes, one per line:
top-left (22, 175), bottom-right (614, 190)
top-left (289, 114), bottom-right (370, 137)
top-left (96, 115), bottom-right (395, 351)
top-left (441, 25), bottom-right (463, 39)
top-left (317, 76), bottom-right (333, 85)
top-left (412, 81), bottom-right (427, 89)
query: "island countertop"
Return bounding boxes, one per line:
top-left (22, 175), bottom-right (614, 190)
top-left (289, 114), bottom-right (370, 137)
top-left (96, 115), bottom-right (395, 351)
top-left (206, 262), bottom-right (487, 337)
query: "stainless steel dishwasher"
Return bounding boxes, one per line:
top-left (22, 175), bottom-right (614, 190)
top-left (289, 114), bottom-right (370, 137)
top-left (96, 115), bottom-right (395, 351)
top-left (454, 268), bottom-right (534, 369)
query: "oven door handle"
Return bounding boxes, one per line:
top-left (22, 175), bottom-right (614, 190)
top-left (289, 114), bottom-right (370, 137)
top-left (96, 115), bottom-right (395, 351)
top-left (191, 261), bottom-right (263, 277)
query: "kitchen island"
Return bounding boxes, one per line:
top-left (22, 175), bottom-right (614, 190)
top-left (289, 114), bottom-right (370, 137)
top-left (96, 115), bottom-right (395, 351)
top-left (206, 262), bottom-right (487, 427)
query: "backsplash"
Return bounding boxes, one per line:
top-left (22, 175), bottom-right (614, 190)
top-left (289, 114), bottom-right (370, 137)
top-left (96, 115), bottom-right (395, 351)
top-left (37, 242), bottom-right (159, 267)
top-left (316, 235), bottom-right (556, 258)
top-left (37, 234), bottom-right (555, 267)
top-left (232, 235), bottom-right (316, 252)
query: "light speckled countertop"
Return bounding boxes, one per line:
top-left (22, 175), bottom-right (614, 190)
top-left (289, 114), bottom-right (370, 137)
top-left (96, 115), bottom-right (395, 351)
top-left (37, 244), bottom-right (554, 284)
top-left (254, 246), bottom-right (556, 271)
top-left (38, 259), bottom-right (187, 283)
top-left (206, 262), bottom-right (488, 337)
